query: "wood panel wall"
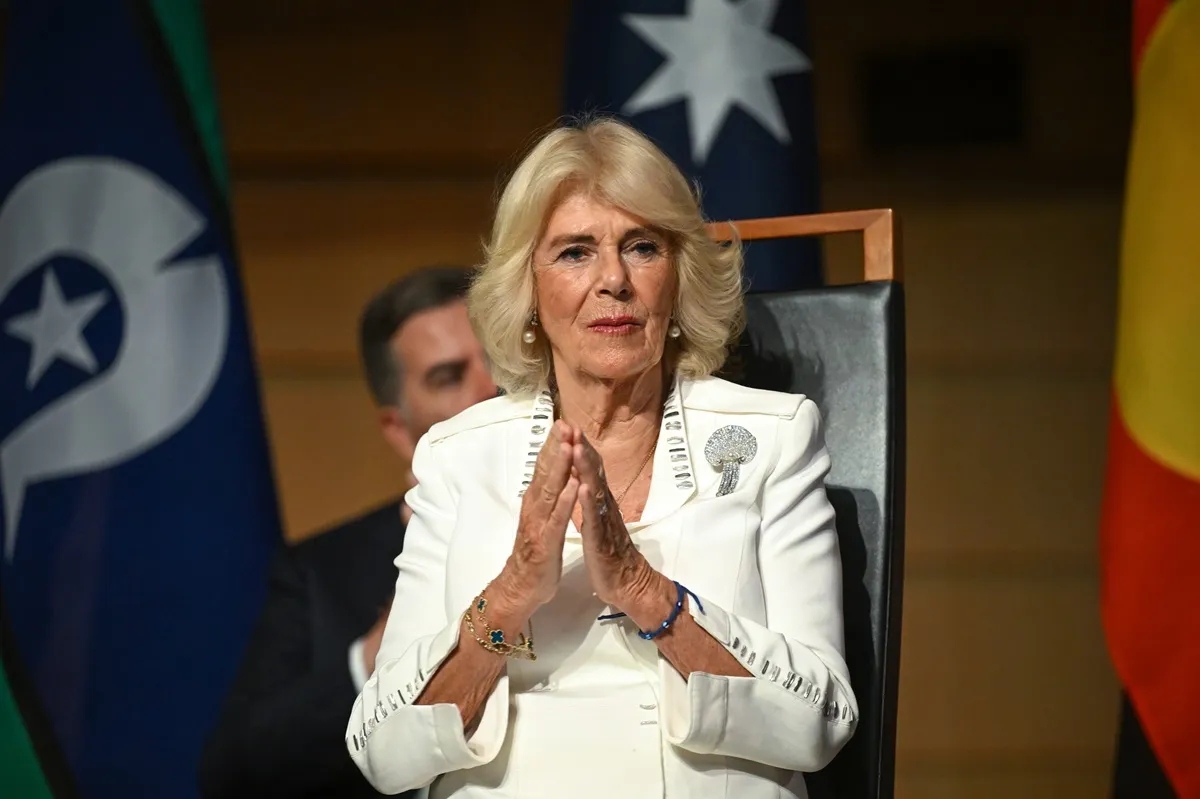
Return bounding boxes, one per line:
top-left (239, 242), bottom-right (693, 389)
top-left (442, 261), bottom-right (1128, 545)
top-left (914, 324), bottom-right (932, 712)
top-left (207, 1), bottom-right (1127, 795)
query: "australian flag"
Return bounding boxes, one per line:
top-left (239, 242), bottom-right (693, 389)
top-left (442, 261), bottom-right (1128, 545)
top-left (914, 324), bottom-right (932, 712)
top-left (0, 1), bottom-right (281, 796)
top-left (563, 0), bottom-right (824, 292)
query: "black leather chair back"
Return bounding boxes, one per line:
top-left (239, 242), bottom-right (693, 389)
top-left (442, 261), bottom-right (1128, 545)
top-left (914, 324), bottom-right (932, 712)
top-left (722, 281), bottom-right (906, 799)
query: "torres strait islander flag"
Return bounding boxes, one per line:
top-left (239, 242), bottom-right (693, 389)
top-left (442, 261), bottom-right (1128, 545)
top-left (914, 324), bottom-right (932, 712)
top-left (0, 1), bottom-right (281, 796)
top-left (1100, 0), bottom-right (1200, 796)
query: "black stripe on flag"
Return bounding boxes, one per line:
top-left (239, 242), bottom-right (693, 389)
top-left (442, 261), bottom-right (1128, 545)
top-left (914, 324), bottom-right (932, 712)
top-left (1111, 692), bottom-right (1177, 798)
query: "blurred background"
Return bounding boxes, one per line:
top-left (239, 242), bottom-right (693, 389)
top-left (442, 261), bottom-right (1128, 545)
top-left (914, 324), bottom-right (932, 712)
top-left (0, 0), bottom-right (1138, 796)
top-left (207, 2), bottom-right (1126, 794)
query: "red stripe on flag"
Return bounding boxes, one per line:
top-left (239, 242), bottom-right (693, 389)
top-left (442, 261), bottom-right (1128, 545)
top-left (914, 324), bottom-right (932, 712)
top-left (1133, 0), bottom-right (1172, 75)
top-left (1101, 400), bottom-right (1200, 797)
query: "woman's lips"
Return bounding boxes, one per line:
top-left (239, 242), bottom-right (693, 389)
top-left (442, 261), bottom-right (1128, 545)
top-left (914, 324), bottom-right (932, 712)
top-left (588, 317), bottom-right (641, 334)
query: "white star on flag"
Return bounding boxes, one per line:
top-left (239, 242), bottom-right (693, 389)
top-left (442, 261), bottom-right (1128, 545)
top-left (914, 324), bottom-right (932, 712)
top-left (5, 267), bottom-right (108, 389)
top-left (621, 0), bottom-right (812, 166)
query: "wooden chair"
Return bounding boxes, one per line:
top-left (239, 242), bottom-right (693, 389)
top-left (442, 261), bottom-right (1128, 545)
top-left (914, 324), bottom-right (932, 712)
top-left (709, 210), bottom-right (906, 799)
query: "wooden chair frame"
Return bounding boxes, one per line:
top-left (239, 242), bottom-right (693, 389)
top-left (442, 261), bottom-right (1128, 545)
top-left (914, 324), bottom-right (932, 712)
top-left (706, 209), bottom-right (902, 283)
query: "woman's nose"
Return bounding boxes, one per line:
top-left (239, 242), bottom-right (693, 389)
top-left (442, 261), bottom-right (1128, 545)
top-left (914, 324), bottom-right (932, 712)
top-left (596, 247), bottom-right (631, 297)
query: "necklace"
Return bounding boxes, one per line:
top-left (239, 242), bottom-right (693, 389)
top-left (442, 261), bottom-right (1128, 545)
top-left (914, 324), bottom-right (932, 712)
top-left (548, 386), bottom-right (661, 512)
top-left (613, 442), bottom-right (657, 509)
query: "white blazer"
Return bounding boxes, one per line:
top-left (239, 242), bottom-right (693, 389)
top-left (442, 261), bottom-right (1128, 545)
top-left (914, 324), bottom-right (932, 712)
top-left (346, 375), bottom-right (857, 798)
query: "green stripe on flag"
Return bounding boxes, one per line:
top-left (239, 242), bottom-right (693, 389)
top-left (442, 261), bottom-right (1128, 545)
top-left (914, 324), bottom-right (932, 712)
top-left (0, 662), bottom-right (53, 799)
top-left (146, 0), bottom-right (230, 198)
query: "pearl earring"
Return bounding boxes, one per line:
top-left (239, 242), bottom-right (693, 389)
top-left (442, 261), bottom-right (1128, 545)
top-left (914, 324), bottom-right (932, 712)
top-left (668, 322), bottom-right (681, 339)
top-left (523, 310), bottom-right (539, 344)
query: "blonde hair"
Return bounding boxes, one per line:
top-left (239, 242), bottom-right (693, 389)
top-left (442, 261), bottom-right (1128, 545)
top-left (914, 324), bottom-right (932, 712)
top-left (468, 116), bottom-right (745, 396)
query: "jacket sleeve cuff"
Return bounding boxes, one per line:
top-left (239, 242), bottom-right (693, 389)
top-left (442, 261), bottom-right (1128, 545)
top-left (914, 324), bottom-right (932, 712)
top-left (659, 594), bottom-right (857, 773)
top-left (347, 619), bottom-right (509, 793)
top-left (421, 618), bottom-right (508, 765)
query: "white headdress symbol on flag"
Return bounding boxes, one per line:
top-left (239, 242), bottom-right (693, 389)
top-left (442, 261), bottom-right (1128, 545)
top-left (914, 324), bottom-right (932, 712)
top-left (0, 157), bottom-right (229, 559)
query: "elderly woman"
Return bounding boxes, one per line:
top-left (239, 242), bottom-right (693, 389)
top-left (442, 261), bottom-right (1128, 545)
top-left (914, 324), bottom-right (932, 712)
top-left (345, 117), bottom-right (857, 798)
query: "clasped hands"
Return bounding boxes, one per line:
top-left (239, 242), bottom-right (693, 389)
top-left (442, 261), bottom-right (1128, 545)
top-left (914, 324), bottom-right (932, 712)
top-left (495, 420), bottom-right (665, 621)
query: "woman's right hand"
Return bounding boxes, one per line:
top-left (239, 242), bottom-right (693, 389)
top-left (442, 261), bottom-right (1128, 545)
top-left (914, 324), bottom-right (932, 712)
top-left (491, 420), bottom-right (579, 616)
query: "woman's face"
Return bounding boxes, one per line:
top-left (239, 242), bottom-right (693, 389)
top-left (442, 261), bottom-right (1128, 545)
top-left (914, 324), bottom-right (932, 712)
top-left (532, 191), bottom-right (676, 384)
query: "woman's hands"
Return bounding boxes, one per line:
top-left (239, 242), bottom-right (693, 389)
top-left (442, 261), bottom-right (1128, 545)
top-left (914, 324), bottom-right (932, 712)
top-left (574, 436), bottom-right (659, 610)
top-left (492, 420), bottom-right (663, 617)
top-left (492, 421), bottom-right (579, 617)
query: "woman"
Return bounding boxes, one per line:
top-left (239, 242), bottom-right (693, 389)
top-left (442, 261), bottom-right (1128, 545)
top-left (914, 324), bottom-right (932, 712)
top-left (345, 117), bottom-right (857, 798)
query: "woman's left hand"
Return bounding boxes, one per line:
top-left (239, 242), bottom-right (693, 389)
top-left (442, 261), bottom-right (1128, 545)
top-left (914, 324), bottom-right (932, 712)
top-left (573, 435), bottom-right (656, 609)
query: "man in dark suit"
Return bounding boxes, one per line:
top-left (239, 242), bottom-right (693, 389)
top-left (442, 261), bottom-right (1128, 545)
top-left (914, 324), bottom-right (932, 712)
top-left (199, 266), bottom-right (497, 798)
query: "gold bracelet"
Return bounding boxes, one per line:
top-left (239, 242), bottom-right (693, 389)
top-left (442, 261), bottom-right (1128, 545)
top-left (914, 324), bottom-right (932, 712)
top-left (464, 594), bottom-right (536, 661)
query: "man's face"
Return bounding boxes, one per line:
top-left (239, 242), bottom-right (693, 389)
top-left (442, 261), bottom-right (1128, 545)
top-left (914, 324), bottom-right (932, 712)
top-left (381, 300), bottom-right (496, 465)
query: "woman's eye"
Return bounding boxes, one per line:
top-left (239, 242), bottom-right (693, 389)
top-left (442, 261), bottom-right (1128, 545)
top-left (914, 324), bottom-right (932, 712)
top-left (628, 240), bottom-right (661, 258)
top-left (558, 246), bottom-right (587, 263)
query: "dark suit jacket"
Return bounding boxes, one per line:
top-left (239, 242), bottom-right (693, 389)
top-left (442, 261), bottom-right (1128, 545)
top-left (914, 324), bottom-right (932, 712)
top-left (199, 499), bottom-right (411, 799)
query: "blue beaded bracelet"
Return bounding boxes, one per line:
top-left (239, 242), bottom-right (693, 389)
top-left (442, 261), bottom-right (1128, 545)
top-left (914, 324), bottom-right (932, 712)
top-left (597, 581), bottom-right (704, 640)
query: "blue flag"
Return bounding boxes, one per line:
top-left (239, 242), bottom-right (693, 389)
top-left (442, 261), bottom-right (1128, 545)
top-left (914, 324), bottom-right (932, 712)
top-left (563, 0), bottom-right (824, 292)
top-left (0, 1), bottom-right (282, 796)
